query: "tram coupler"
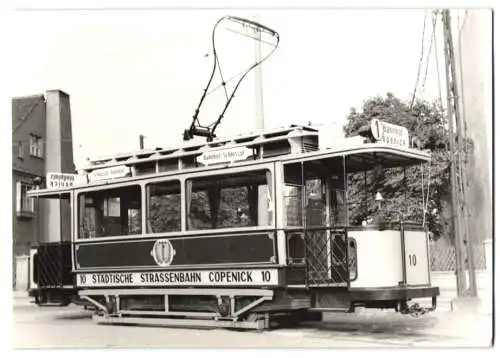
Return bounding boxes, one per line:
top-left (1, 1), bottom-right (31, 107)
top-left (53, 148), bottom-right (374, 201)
top-left (397, 296), bottom-right (437, 317)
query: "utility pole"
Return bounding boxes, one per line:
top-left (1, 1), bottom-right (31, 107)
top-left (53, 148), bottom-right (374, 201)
top-left (441, 9), bottom-right (477, 297)
top-left (254, 14), bottom-right (265, 130)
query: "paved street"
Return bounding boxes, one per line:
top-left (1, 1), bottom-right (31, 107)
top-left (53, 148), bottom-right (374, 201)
top-left (13, 294), bottom-right (493, 349)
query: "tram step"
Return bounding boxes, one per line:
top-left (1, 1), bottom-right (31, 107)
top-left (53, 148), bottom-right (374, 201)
top-left (93, 314), bottom-right (269, 330)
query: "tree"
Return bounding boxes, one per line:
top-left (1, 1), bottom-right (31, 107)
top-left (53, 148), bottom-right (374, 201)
top-left (343, 93), bottom-right (458, 240)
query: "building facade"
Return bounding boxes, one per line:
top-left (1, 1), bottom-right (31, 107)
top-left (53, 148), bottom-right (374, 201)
top-left (12, 90), bottom-right (75, 290)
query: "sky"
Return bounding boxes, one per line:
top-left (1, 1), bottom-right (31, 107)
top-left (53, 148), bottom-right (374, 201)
top-left (7, 7), bottom-right (450, 169)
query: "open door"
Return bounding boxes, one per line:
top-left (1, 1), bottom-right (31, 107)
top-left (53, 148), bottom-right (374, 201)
top-left (283, 159), bottom-right (349, 287)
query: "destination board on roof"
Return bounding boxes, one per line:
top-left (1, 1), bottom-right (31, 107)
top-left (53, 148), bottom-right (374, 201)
top-left (47, 173), bottom-right (77, 189)
top-left (88, 165), bottom-right (131, 182)
top-left (197, 147), bottom-right (254, 165)
top-left (76, 268), bottom-right (279, 287)
top-left (370, 119), bottom-right (409, 148)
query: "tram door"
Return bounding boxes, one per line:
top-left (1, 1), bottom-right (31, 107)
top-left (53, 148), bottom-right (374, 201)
top-left (283, 160), bottom-right (349, 286)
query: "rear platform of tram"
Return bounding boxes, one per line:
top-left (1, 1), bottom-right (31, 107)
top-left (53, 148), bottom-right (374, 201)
top-left (29, 241), bottom-right (76, 306)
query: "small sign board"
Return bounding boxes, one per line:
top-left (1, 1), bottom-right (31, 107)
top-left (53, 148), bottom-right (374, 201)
top-left (46, 173), bottom-right (77, 189)
top-left (88, 165), bottom-right (131, 182)
top-left (370, 119), bottom-right (409, 148)
top-left (197, 147), bottom-right (253, 165)
top-left (76, 269), bottom-right (279, 287)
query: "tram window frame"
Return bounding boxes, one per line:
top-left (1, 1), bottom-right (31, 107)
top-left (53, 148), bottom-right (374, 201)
top-left (146, 180), bottom-right (181, 233)
top-left (185, 169), bottom-right (273, 231)
top-left (283, 159), bottom-right (346, 228)
top-left (77, 185), bottom-right (142, 239)
top-left (283, 163), bottom-right (303, 227)
top-left (345, 153), bottom-right (425, 226)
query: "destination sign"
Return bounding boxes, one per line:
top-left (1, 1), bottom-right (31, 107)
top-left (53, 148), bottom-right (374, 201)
top-left (370, 118), bottom-right (409, 148)
top-left (76, 269), bottom-right (278, 287)
top-left (47, 172), bottom-right (77, 189)
top-left (88, 165), bottom-right (131, 182)
top-left (197, 147), bottom-right (254, 165)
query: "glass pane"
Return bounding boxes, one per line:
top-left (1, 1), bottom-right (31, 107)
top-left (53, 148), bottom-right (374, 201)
top-left (284, 185), bottom-right (302, 226)
top-left (186, 170), bottom-right (271, 231)
top-left (284, 163), bottom-right (303, 227)
top-left (330, 189), bottom-right (346, 226)
top-left (305, 178), bottom-right (326, 226)
top-left (78, 185), bottom-right (142, 238)
top-left (147, 181), bottom-right (181, 233)
top-left (346, 157), bottom-right (425, 226)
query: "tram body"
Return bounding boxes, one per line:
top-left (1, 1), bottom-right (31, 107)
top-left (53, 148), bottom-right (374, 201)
top-left (28, 124), bottom-right (439, 329)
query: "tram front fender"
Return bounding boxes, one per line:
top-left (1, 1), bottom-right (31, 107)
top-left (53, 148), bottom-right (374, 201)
top-left (348, 286), bottom-right (440, 301)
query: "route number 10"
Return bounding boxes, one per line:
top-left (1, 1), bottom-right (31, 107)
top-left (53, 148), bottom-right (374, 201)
top-left (408, 254), bottom-right (417, 267)
top-left (261, 271), bottom-right (271, 282)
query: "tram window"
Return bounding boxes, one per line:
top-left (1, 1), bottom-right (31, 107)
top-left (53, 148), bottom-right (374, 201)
top-left (347, 165), bottom-right (384, 226)
top-left (330, 188), bottom-right (346, 226)
top-left (158, 159), bottom-right (178, 173)
top-left (186, 170), bottom-right (272, 230)
top-left (146, 181), bottom-right (181, 233)
top-left (305, 177), bottom-right (326, 226)
top-left (345, 155), bottom-right (422, 226)
top-left (78, 185), bottom-right (142, 238)
top-left (283, 162), bottom-right (329, 227)
top-left (284, 185), bottom-right (303, 226)
top-left (135, 162), bottom-right (156, 176)
top-left (283, 163), bottom-right (303, 226)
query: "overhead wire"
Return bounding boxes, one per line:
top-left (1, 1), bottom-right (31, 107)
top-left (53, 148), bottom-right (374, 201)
top-left (422, 11), bottom-right (439, 226)
top-left (433, 11), bottom-right (444, 112)
top-left (420, 12), bottom-right (438, 222)
top-left (409, 10), bottom-right (438, 226)
top-left (421, 12), bottom-right (438, 93)
top-left (410, 10), bottom-right (428, 111)
top-left (215, 53), bottom-right (229, 101)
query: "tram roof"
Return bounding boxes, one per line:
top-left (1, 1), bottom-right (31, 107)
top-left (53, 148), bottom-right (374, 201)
top-left (79, 126), bottom-right (429, 171)
top-left (27, 126), bottom-right (431, 196)
top-left (281, 143), bottom-right (431, 169)
top-left (81, 125), bottom-right (319, 171)
top-left (26, 188), bottom-right (71, 199)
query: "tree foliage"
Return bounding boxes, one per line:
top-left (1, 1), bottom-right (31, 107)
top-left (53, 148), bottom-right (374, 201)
top-left (343, 93), bottom-right (456, 239)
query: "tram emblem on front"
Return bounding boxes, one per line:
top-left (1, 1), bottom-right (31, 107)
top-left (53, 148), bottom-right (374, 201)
top-left (151, 239), bottom-right (176, 267)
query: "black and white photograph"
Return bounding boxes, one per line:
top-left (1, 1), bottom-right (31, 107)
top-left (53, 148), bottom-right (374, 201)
top-left (4, 0), bottom-right (495, 351)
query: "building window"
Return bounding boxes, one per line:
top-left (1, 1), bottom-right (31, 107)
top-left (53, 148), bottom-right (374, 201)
top-left (17, 141), bottom-right (24, 159)
top-left (29, 134), bottom-right (43, 158)
top-left (16, 182), bottom-right (35, 217)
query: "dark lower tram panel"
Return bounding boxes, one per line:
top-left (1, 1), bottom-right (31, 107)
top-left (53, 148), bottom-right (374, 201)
top-left (31, 236), bottom-right (439, 327)
top-left (76, 232), bottom-right (276, 269)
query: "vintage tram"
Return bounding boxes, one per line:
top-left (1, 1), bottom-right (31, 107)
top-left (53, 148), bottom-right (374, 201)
top-left (27, 15), bottom-right (438, 329)
top-left (28, 122), bottom-right (439, 329)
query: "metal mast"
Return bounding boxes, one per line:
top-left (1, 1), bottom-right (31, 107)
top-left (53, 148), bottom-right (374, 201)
top-left (254, 14), bottom-right (265, 130)
top-left (441, 9), bottom-right (477, 297)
